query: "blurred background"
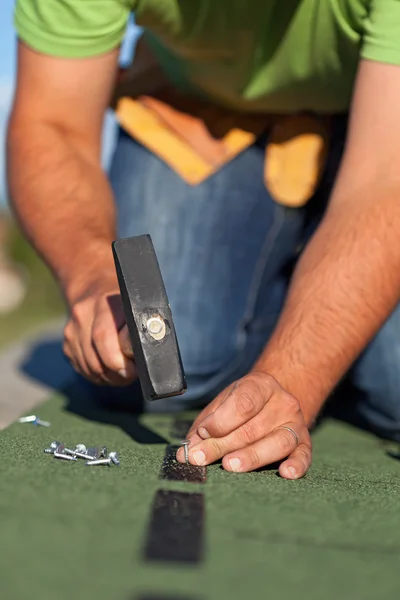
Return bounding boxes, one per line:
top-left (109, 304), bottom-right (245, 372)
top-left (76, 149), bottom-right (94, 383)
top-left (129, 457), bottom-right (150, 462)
top-left (0, 1), bottom-right (140, 349)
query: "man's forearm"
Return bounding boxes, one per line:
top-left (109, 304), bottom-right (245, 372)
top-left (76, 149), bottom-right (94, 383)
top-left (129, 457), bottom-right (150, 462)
top-left (254, 184), bottom-right (400, 425)
top-left (7, 119), bottom-right (117, 303)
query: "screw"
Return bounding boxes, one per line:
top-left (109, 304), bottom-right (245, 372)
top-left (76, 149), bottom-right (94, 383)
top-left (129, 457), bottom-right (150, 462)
top-left (64, 445), bottom-right (95, 460)
top-left (64, 448), bottom-right (94, 460)
top-left (76, 451), bottom-right (96, 460)
top-left (20, 415), bottom-right (50, 427)
top-left (86, 447), bottom-right (99, 460)
top-left (109, 451), bottom-right (120, 466)
top-left (44, 441), bottom-right (62, 454)
top-left (54, 452), bottom-right (77, 461)
top-left (54, 443), bottom-right (76, 461)
top-left (85, 458), bottom-right (111, 466)
top-left (72, 444), bottom-right (90, 459)
top-left (18, 415), bottom-right (37, 423)
top-left (180, 440), bottom-right (190, 464)
top-left (34, 418), bottom-right (51, 427)
top-left (146, 316), bottom-right (166, 340)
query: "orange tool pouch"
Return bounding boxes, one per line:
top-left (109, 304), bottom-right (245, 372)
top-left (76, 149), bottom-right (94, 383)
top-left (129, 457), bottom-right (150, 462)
top-left (111, 37), bottom-right (331, 208)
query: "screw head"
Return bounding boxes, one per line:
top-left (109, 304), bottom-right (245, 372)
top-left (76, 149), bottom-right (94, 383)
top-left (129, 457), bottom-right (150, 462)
top-left (86, 447), bottom-right (99, 459)
top-left (44, 441), bottom-right (62, 454)
top-left (109, 451), bottom-right (120, 466)
top-left (75, 444), bottom-right (87, 454)
top-left (146, 316), bottom-right (166, 340)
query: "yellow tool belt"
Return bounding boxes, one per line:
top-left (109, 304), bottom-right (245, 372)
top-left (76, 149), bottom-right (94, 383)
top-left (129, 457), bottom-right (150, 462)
top-left (112, 37), bottom-right (332, 208)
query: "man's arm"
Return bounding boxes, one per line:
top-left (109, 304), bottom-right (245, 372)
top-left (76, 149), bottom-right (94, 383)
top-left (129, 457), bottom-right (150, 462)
top-left (178, 58), bottom-right (400, 477)
top-left (254, 58), bottom-right (400, 424)
top-left (8, 42), bottom-right (119, 300)
top-left (7, 42), bottom-right (135, 384)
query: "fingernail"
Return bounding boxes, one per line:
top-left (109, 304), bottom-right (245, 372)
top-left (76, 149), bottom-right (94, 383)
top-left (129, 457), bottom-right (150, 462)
top-left (118, 369), bottom-right (128, 378)
top-left (287, 466), bottom-right (296, 478)
top-left (198, 427), bottom-right (210, 439)
top-left (228, 458), bottom-right (242, 472)
top-left (192, 450), bottom-right (206, 466)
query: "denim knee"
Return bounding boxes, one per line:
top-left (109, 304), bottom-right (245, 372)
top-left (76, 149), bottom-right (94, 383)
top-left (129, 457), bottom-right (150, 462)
top-left (349, 304), bottom-right (400, 440)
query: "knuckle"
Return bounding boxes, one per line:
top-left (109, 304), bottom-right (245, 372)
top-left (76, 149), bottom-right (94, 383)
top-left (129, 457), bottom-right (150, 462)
top-left (88, 361), bottom-right (104, 378)
top-left (92, 323), bottom-right (109, 347)
top-left (297, 448), bottom-right (312, 472)
top-left (246, 446), bottom-right (261, 468)
top-left (205, 412), bottom-right (224, 435)
top-left (284, 393), bottom-right (301, 415)
top-left (299, 443), bottom-right (312, 462)
top-left (63, 323), bottom-right (73, 343)
top-left (235, 390), bottom-right (256, 418)
top-left (277, 431), bottom-right (295, 455)
top-left (303, 431), bottom-right (312, 449)
top-left (239, 421), bottom-right (258, 445)
top-left (71, 301), bottom-right (87, 325)
top-left (250, 372), bottom-right (275, 391)
top-left (209, 438), bottom-right (223, 457)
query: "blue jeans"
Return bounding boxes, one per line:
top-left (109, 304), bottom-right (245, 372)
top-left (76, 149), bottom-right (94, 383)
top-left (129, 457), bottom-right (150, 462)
top-left (109, 122), bottom-right (400, 442)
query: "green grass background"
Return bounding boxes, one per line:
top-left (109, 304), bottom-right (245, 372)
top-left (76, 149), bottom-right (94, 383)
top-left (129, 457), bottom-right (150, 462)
top-left (1, 388), bottom-right (399, 600)
top-left (0, 215), bottom-right (64, 348)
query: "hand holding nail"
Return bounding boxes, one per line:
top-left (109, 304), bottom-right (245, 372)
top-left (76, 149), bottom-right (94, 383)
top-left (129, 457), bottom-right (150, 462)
top-left (176, 372), bottom-right (311, 479)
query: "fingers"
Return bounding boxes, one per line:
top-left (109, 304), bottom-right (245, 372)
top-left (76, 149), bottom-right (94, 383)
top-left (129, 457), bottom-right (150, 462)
top-left (175, 387), bottom-right (236, 462)
top-left (91, 304), bottom-right (136, 384)
top-left (188, 383), bottom-right (236, 438)
top-left (182, 419), bottom-right (311, 478)
top-left (279, 443), bottom-right (312, 480)
top-left (221, 427), bottom-right (311, 477)
top-left (195, 375), bottom-right (273, 440)
top-left (182, 409), bottom-right (269, 465)
top-left (176, 418), bottom-right (215, 463)
top-left (118, 325), bottom-right (134, 359)
top-left (63, 321), bottom-right (100, 382)
top-left (64, 319), bottom-right (115, 385)
top-left (63, 289), bottom-right (137, 386)
top-left (175, 371), bottom-right (311, 477)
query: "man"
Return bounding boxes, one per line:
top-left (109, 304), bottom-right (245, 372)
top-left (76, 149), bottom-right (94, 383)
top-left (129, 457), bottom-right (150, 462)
top-left (7, 1), bottom-right (400, 479)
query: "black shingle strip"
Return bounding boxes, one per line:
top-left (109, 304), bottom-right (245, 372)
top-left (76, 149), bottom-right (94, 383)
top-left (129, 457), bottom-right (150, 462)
top-left (144, 490), bottom-right (204, 564)
top-left (160, 445), bottom-right (206, 483)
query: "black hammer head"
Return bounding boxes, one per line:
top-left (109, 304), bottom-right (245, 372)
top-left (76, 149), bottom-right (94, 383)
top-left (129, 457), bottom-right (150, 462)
top-left (112, 235), bottom-right (187, 401)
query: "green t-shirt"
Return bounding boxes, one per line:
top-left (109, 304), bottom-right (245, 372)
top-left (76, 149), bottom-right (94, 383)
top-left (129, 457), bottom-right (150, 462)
top-left (14, 0), bottom-right (400, 113)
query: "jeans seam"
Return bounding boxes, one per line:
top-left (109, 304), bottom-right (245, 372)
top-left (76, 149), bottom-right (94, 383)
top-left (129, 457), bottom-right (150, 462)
top-left (239, 203), bottom-right (286, 335)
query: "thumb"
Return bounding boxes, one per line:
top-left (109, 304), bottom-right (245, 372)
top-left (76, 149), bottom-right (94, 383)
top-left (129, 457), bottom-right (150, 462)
top-left (118, 325), bottom-right (134, 359)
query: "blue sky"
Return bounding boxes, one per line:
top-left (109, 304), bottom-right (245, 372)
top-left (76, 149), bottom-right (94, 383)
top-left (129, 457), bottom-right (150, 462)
top-left (0, 0), bottom-right (16, 203)
top-left (0, 2), bottom-right (139, 205)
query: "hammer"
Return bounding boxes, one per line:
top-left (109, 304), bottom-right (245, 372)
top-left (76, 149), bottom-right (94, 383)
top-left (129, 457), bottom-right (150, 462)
top-left (112, 234), bottom-right (187, 401)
